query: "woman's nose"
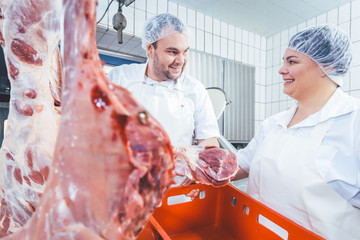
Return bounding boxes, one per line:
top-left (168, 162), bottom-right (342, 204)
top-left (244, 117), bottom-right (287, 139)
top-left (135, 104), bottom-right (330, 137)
top-left (278, 64), bottom-right (287, 75)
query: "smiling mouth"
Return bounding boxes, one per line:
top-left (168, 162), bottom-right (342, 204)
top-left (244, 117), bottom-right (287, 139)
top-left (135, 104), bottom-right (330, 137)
top-left (284, 80), bottom-right (294, 83)
top-left (169, 66), bottom-right (182, 71)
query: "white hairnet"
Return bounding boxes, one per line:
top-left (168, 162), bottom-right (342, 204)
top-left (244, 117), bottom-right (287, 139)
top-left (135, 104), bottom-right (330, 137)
top-left (288, 24), bottom-right (352, 87)
top-left (141, 13), bottom-right (188, 49)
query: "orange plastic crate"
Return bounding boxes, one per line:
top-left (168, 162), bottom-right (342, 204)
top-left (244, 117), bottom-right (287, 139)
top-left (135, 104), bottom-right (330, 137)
top-left (138, 184), bottom-right (324, 240)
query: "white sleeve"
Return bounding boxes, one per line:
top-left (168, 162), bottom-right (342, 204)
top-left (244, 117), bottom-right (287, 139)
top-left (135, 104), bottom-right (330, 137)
top-left (106, 69), bottom-right (113, 81)
top-left (106, 66), bottom-right (123, 86)
top-left (349, 193), bottom-right (360, 208)
top-left (348, 110), bottom-right (360, 208)
top-left (236, 122), bottom-right (266, 173)
top-left (193, 85), bottom-right (220, 139)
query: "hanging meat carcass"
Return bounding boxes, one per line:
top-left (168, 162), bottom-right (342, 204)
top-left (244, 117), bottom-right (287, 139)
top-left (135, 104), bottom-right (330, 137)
top-left (0, 0), bottom-right (238, 238)
top-left (0, 0), bottom-right (175, 238)
top-left (0, 0), bottom-right (62, 235)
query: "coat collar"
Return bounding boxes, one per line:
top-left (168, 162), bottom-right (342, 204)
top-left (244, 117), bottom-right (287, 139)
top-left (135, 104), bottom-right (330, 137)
top-left (274, 88), bottom-right (360, 129)
top-left (141, 60), bottom-right (185, 90)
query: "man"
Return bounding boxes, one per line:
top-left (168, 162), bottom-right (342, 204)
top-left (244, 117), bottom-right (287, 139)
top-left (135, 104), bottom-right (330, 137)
top-left (107, 13), bottom-right (220, 147)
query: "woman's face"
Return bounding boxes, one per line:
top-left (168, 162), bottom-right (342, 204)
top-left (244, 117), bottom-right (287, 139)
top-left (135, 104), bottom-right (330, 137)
top-left (279, 49), bottom-right (325, 101)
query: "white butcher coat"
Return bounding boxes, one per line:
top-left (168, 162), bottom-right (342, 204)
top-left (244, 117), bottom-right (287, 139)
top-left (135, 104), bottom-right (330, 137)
top-left (107, 62), bottom-right (220, 147)
top-left (237, 88), bottom-right (360, 239)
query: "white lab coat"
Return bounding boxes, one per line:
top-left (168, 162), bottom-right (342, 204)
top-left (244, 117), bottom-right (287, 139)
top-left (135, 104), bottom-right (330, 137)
top-left (237, 88), bottom-right (360, 239)
top-left (107, 62), bottom-right (220, 147)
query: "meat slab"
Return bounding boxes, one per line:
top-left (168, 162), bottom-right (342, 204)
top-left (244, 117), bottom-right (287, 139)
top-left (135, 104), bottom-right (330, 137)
top-left (0, 0), bottom-right (175, 239)
top-left (0, 0), bottom-right (236, 238)
top-left (174, 146), bottom-right (238, 186)
top-left (0, 0), bottom-right (62, 235)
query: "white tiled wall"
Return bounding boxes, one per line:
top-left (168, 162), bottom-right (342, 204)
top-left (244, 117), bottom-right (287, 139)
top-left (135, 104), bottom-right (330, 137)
top-left (97, 0), bottom-right (360, 135)
top-left (97, 0), bottom-right (267, 133)
top-left (265, 0), bottom-right (360, 133)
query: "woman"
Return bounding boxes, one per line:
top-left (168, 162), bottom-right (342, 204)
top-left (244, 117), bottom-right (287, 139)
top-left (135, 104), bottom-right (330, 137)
top-left (235, 25), bottom-right (360, 239)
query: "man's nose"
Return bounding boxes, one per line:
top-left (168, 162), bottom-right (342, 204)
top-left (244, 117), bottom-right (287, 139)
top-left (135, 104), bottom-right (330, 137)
top-left (175, 53), bottom-right (186, 64)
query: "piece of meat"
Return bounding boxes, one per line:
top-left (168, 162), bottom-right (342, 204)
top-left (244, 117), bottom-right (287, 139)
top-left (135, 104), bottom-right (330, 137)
top-left (174, 146), bottom-right (238, 186)
top-left (0, 0), bottom-right (62, 234)
top-left (0, 0), bottom-right (175, 239)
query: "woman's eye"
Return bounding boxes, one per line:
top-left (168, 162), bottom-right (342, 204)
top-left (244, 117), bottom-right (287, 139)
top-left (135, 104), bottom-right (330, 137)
top-left (289, 60), bottom-right (295, 65)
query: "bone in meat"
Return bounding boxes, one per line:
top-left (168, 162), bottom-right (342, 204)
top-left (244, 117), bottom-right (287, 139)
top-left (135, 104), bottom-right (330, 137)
top-left (0, 0), bottom-right (175, 239)
top-left (174, 146), bottom-right (238, 186)
top-left (0, 0), bottom-right (62, 235)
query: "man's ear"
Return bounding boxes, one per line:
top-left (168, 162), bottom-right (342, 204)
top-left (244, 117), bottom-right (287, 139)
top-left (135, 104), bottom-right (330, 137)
top-left (146, 44), bottom-right (154, 58)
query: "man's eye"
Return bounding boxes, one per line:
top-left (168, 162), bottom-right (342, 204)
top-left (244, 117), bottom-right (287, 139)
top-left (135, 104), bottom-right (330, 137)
top-left (289, 60), bottom-right (295, 64)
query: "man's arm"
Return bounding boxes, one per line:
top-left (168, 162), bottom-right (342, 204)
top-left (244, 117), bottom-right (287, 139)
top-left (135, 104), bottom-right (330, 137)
top-left (197, 137), bottom-right (220, 147)
top-left (232, 167), bottom-right (249, 180)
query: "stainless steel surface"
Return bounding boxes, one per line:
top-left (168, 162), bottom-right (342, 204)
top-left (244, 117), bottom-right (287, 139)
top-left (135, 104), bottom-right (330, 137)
top-left (223, 61), bottom-right (255, 142)
top-left (217, 135), bottom-right (237, 154)
top-left (231, 178), bottom-right (248, 192)
top-left (186, 50), bottom-right (255, 142)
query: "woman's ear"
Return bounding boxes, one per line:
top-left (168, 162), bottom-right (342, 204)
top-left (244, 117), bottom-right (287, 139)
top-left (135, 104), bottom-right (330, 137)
top-left (321, 66), bottom-right (333, 78)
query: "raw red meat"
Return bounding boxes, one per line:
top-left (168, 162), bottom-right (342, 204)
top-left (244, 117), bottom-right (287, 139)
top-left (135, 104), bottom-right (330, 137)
top-left (0, 0), bottom-right (234, 238)
top-left (0, 0), bottom-right (62, 234)
top-left (0, 0), bottom-right (175, 239)
top-left (174, 146), bottom-right (238, 186)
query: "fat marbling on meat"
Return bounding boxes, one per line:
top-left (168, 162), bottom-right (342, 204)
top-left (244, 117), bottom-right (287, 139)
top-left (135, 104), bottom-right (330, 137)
top-left (174, 146), bottom-right (238, 186)
top-left (0, 0), bottom-right (236, 238)
top-left (0, 0), bottom-right (175, 239)
top-left (0, 0), bottom-right (62, 235)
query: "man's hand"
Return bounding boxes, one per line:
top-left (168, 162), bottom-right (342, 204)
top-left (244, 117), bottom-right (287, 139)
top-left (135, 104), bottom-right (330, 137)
top-left (185, 189), bottom-right (200, 200)
top-left (197, 137), bottom-right (219, 147)
top-left (173, 145), bottom-right (238, 186)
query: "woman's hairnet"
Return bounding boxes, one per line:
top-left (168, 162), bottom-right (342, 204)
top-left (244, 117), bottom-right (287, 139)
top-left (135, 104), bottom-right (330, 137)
top-left (288, 24), bottom-right (352, 87)
top-left (141, 13), bottom-right (188, 49)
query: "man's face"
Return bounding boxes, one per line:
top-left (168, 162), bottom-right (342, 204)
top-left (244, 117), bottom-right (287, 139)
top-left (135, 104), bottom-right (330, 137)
top-left (147, 32), bottom-right (189, 82)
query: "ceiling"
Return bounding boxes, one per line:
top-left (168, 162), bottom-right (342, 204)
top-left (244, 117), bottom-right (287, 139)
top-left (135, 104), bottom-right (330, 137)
top-left (96, 0), bottom-right (353, 62)
top-left (169, 0), bottom-right (352, 36)
top-left (96, 26), bottom-right (147, 62)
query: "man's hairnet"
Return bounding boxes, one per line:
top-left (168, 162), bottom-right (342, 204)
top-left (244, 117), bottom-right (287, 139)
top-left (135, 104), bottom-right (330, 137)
top-left (141, 13), bottom-right (188, 50)
top-left (288, 24), bottom-right (352, 87)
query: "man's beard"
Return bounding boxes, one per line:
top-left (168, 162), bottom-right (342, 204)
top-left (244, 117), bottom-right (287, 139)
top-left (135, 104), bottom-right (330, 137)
top-left (153, 52), bottom-right (183, 81)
